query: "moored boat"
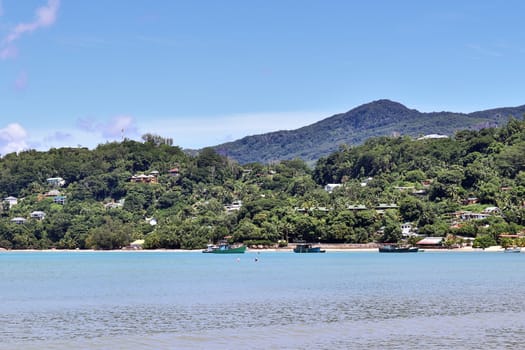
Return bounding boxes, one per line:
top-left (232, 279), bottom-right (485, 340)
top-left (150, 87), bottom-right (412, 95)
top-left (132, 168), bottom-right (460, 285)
top-left (202, 244), bottom-right (218, 253)
top-left (293, 243), bottom-right (326, 253)
top-left (378, 245), bottom-right (419, 253)
top-left (203, 241), bottom-right (246, 254)
top-left (504, 247), bottom-right (521, 253)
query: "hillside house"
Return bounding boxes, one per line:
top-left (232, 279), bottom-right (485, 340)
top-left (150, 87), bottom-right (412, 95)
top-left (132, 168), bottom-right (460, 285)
top-left (104, 199), bottom-right (124, 209)
top-left (225, 200), bottom-right (243, 212)
top-left (462, 197), bottom-right (479, 205)
top-left (375, 203), bottom-right (398, 214)
top-left (450, 211), bottom-right (490, 221)
top-left (10, 217), bottom-right (27, 224)
top-left (394, 186), bottom-right (415, 192)
top-left (30, 211), bottom-right (46, 220)
top-left (47, 177), bottom-right (66, 187)
top-left (130, 173), bottom-right (158, 184)
top-left (417, 134), bottom-right (449, 140)
top-left (45, 190), bottom-right (61, 197)
top-left (53, 196), bottom-right (67, 205)
top-left (3, 196), bottom-right (18, 208)
top-left (168, 167), bottom-right (180, 176)
top-left (347, 204), bottom-right (368, 211)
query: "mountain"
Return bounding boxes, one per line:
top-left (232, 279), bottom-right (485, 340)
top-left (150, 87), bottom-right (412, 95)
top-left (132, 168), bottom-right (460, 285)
top-left (212, 99), bottom-right (525, 164)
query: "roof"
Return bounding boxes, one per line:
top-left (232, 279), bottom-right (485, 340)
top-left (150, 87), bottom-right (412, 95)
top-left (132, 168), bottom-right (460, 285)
top-left (46, 190), bottom-right (61, 196)
top-left (417, 237), bottom-right (443, 245)
top-left (417, 134), bottom-right (449, 140)
top-left (10, 217), bottom-right (26, 222)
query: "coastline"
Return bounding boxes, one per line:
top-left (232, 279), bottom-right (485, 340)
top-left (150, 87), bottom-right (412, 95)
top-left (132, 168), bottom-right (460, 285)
top-left (0, 245), bottom-right (508, 253)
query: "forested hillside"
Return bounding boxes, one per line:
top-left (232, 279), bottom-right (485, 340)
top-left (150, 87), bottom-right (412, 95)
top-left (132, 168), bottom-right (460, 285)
top-left (0, 120), bottom-right (524, 250)
top-left (213, 99), bottom-right (525, 164)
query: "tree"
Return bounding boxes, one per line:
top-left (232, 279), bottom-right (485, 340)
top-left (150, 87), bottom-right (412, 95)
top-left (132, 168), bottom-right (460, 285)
top-left (472, 234), bottom-right (497, 249)
top-left (85, 217), bottom-right (132, 250)
top-left (141, 133), bottom-right (173, 146)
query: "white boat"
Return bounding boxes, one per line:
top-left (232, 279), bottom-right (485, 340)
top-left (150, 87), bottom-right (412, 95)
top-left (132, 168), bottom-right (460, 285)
top-left (504, 247), bottom-right (521, 253)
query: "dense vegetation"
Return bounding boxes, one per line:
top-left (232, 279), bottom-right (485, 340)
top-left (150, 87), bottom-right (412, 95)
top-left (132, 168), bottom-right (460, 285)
top-left (0, 119), bottom-right (524, 250)
top-left (213, 99), bottom-right (525, 164)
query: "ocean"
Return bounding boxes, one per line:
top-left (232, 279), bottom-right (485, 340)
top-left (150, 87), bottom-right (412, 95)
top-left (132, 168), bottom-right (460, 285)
top-left (1, 250), bottom-right (525, 349)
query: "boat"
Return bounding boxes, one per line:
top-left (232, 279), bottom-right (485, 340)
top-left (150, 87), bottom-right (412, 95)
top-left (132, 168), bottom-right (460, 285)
top-left (202, 244), bottom-right (218, 253)
top-left (378, 245), bottom-right (419, 253)
top-left (504, 247), bottom-right (521, 253)
top-left (293, 243), bottom-right (326, 253)
top-left (202, 241), bottom-right (246, 254)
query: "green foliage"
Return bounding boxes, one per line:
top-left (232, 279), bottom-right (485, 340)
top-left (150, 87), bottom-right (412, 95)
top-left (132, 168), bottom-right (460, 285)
top-left (85, 217), bottom-right (132, 250)
top-left (0, 118), bottom-right (524, 250)
top-left (473, 234), bottom-right (497, 249)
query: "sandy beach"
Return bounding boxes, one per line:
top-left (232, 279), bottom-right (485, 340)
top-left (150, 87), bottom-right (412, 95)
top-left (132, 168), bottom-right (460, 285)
top-left (0, 245), bottom-right (508, 253)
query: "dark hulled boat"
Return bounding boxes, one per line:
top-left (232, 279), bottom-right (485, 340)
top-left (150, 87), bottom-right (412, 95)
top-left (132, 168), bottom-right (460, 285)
top-left (293, 243), bottom-right (326, 253)
top-left (378, 245), bottom-right (419, 253)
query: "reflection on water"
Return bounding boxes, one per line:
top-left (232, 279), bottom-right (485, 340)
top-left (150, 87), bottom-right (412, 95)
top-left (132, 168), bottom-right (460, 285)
top-left (1, 251), bottom-right (525, 349)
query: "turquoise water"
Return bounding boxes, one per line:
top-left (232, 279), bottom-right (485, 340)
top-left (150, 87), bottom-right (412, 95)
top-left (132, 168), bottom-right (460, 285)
top-left (1, 251), bottom-right (525, 349)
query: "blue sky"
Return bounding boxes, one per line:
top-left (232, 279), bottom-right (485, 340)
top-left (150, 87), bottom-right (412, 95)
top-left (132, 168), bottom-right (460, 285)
top-left (1, 0), bottom-right (524, 155)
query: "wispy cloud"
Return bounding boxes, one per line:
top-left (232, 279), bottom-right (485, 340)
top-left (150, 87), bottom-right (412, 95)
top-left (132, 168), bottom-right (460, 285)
top-left (0, 123), bottom-right (30, 155)
top-left (76, 115), bottom-right (139, 140)
top-left (13, 71), bottom-right (28, 91)
top-left (1, 0), bottom-right (60, 60)
top-left (101, 115), bottom-right (138, 138)
top-left (0, 46), bottom-right (18, 59)
top-left (43, 131), bottom-right (72, 143)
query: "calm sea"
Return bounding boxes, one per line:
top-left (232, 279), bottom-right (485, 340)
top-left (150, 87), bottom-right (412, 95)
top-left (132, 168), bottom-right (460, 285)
top-left (1, 250), bottom-right (525, 349)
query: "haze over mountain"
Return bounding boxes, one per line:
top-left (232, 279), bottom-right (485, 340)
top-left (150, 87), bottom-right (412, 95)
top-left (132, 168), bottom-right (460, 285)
top-left (212, 100), bottom-right (525, 164)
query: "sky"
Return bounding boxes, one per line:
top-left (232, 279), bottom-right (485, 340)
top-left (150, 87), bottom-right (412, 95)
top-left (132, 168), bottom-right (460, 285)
top-left (1, 0), bottom-right (525, 155)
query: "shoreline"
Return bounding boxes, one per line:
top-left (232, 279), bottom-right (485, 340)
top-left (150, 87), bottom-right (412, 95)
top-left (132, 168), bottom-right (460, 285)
top-left (0, 246), bottom-right (509, 253)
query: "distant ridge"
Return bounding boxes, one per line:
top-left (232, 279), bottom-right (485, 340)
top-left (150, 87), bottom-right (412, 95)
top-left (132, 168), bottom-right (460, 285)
top-left (212, 99), bottom-right (525, 164)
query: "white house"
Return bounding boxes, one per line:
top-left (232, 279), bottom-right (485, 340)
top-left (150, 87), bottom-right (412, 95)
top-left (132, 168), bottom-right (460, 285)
top-left (10, 217), bottom-right (27, 224)
top-left (47, 177), bottom-right (66, 187)
top-left (30, 211), bottom-right (46, 220)
top-left (417, 134), bottom-right (449, 141)
top-left (225, 200), bottom-right (243, 212)
top-left (3, 196), bottom-right (18, 208)
top-left (401, 223), bottom-right (411, 235)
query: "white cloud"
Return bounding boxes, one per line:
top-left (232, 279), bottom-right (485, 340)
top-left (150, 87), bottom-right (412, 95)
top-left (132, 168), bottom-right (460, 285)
top-left (0, 123), bottom-right (30, 155)
top-left (1, 0), bottom-right (60, 60)
top-left (1, 110), bottom-right (329, 154)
